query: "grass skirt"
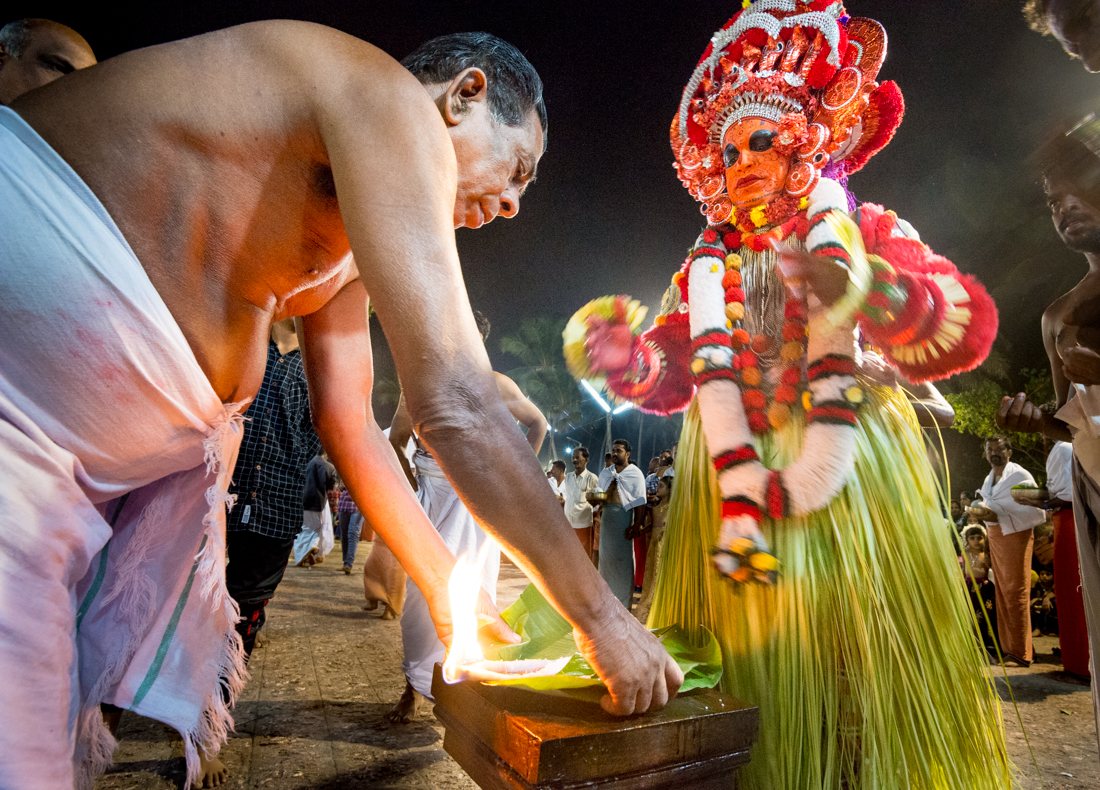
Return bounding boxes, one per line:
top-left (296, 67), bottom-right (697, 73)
top-left (649, 386), bottom-right (1011, 789)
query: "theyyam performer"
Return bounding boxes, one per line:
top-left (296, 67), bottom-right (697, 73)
top-left (565, 2), bottom-right (1011, 787)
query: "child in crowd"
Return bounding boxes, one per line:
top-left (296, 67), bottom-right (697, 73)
top-left (634, 477), bottom-right (671, 624)
top-left (961, 525), bottom-right (997, 652)
top-left (1032, 568), bottom-right (1058, 636)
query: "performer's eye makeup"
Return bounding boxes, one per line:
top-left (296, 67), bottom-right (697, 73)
top-left (724, 143), bottom-right (739, 168)
top-left (749, 131), bottom-right (776, 152)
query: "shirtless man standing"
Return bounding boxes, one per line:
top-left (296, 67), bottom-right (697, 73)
top-left (997, 116), bottom-right (1100, 748)
top-left (0, 23), bottom-right (680, 788)
top-left (385, 311), bottom-right (548, 724)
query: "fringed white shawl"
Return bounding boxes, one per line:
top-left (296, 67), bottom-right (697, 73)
top-left (0, 106), bottom-right (247, 789)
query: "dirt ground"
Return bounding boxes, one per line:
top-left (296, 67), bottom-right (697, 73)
top-left (95, 540), bottom-right (1098, 789)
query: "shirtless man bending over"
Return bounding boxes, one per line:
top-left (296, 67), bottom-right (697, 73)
top-left (0, 23), bottom-right (680, 788)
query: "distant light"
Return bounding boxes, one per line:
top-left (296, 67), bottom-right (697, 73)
top-left (580, 379), bottom-right (612, 413)
top-left (564, 447), bottom-right (573, 455)
top-left (612, 402), bottom-right (633, 415)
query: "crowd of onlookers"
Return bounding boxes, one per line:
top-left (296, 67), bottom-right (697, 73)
top-left (951, 435), bottom-right (1086, 676)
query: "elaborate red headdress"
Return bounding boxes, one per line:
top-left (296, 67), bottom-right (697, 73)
top-left (671, 0), bottom-right (905, 225)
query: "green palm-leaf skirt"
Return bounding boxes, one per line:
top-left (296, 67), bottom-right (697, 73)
top-left (649, 385), bottom-right (1010, 790)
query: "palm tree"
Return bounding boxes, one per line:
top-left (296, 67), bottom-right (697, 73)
top-left (500, 317), bottom-right (583, 460)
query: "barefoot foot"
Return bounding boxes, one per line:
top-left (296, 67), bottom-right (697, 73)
top-left (364, 598), bottom-right (379, 612)
top-left (385, 681), bottom-right (424, 724)
top-left (191, 750), bottom-right (228, 788)
top-left (381, 604), bottom-right (398, 620)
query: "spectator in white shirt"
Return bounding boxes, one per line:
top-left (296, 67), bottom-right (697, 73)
top-left (596, 439), bottom-right (647, 608)
top-left (563, 446), bottom-right (600, 559)
top-left (548, 460), bottom-right (566, 501)
top-left (975, 435), bottom-right (1046, 665)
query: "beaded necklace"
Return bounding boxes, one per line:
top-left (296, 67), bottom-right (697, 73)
top-left (704, 211), bottom-right (811, 435)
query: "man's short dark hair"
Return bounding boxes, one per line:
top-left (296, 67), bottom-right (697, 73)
top-left (473, 309), bottom-right (491, 342)
top-left (612, 438), bottom-right (632, 455)
top-left (575, 446), bottom-right (590, 460)
top-left (985, 434), bottom-right (1011, 451)
top-left (1037, 117), bottom-right (1100, 188)
top-left (401, 32), bottom-right (547, 144)
top-left (604, 452), bottom-right (612, 460)
top-left (1023, 0), bottom-right (1054, 34)
top-left (551, 459), bottom-right (566, 472)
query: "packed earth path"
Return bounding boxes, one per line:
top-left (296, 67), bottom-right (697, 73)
top-left (95, 538), bottom-right (1099, 790)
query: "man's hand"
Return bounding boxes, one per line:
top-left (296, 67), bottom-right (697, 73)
top-left (573, 603), bottom-right (684, 716)
top-left (426, 585), bottom-right (521, 649)
top-left (996, 394), bottom-right (1046, 434)
top-left (859, 350), bottom-right (899, 389)
top-left (1062, 346), bottom-right (1100, 386)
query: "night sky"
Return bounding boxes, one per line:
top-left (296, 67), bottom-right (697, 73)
top-left (11, 1), bottom-right (1100, 484)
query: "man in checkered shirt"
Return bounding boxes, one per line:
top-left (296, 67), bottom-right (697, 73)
top-left (225, 318), bottom-right (320, 656)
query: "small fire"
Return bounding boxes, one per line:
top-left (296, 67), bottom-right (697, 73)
top-left (441, 548), bottom-right (490, 684)
top-left (441, 548), bottom-right (571, 684)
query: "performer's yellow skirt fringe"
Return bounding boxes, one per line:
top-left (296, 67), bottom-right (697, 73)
top-left (649, 386), bottom-right (1011, 790)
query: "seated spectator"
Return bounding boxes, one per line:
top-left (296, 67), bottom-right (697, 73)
top-left (1032, 568), bottom-right (1058, 637)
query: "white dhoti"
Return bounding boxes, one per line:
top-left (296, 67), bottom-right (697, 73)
top-left (0, 106), bottom-right (247, 788)
top-left (293, 508), bottom-right (335, 565)
top-left (401, 450), bottom-right (499, 698)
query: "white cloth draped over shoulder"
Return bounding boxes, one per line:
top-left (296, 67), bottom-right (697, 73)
top-left (597, 463), bottom-right (648, 510)
top-left (401, 447), bottom-right (500, 698)
top-left (977, 461), bottom-right (1046, 535)
top-left (0, 107), bottom-right (248, 789)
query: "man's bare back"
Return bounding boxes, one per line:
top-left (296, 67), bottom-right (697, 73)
top-left (12, 22), bottom-right (437, 402)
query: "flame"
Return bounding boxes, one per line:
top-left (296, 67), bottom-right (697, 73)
top-left (441, 546), bottom-right (573, 685)
top-left (441, 546), bottom-right (490, 684)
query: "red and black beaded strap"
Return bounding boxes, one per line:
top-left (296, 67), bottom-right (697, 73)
top-left (691, 331), bottom-right (733, 353)
top-left (722, 497), bottom-right (762, 523)
top-left (807, 405), bottom-right (859, 426)
top-left (807, 354), bottom-right (857, 381)
top-left (764, 469), bottom-right (789, 520)
top-left (695, 368), bottom-right (740, 387)
top-left (713, 445), bottom-right (761, 473)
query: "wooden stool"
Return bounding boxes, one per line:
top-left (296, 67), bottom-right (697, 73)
top-left (431, 664), bottom-right (758, 789)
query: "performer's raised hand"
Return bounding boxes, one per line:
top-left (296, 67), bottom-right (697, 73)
top-left (996, 393), bottom-right (1046, 434)
top-left (1061, 345), bottom-right (1100, 386)
top-left (572, 602), bottom-right (683, 716)
top-left (773, 243), bottom-right (850, 308)
top-left (585, 315), bottom-right (635, 373)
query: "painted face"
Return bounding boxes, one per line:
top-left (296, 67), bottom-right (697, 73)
top-left (722, 117), bottom-right (791, 208)
top-left (1048, 0), bottom-right (1100, 72)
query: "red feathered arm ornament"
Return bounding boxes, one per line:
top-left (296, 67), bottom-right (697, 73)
top-left (853, 203), bottom-right (997, 383)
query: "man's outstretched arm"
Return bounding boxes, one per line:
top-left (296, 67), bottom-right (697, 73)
top-left (494, 372), bottom-right (547, 455)
top-left (305, 39), bottom-right (680, 714)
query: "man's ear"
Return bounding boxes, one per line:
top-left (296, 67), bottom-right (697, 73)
top-left (0, 44), bottom-right (9, 69)
top-left (443, 67), bottom-right (488, 126)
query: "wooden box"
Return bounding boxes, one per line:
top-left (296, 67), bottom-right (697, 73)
top-left (431, 664), bottom-right (758, 789)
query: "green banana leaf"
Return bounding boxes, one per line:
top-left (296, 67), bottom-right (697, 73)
top-left (479, 584), bottom-right (722, 692)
